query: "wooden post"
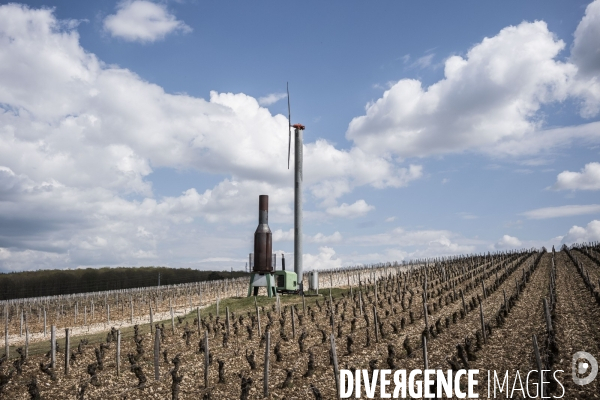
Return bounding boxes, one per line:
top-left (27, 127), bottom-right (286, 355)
top-left (255, 297), bottom-right (262, 337)
top-left (4, 325), bottom-right (8, 359)
top-left (226, 307), bottom-right (230, 334)
top-left (330, 298), bottom-right (335, 333)
top-left (197, 307), bottom-right (201, 332)
top-left (25, 327), bottom-right (29, 359)
top-left (291, 305), bottom-right (296, 339)
top-left (479, 300), bottom-right (486, 344)
top-left (422, 334), bottom-right (429, 370)
top-left (154, 328), bottom-right (160, 381)
top-left (543, 298), bottom-right (553, 334)
top-left (130, 300), bottom-right (134, 323)
top-left (460, 289), bottom-right (466, 315)
top-left (452, 281), bottom-right (456, 301)
top-left (150, 305), bottom-right (154, 334)
top-left (373, 305), bottom-right (379, 343)
top-left (64, 328), bottom-right (70, 375)
top-left (44, 308), bottom-right (47, 337)
top-left (204, 331), bottom-right (209, 388)
top-left (171, 307), bottom-right (175, 334)
top-left (330, 333), bottom-right (340, 398)
top-left (422, 291), bottom-right (429, 332)
top-left (84, 306), bottom-right (87, 328)
top-left (503, 289), bottom-right (507, 313)
top-left (264, 331), bottom-right (270, 398)
top-left (277, 293), bottom-right (281, 317)
top-left (481, 279), bottom-right (486, 300)
top-left (50, 325), bottom-right (56, 369)
top-left (359, 291), bottom-right (364, 315)
top-left (532, 334), bottom-right (545, 398)
top-left (302, 294), bottom-right (306, 314)
top-left (515, 277), bottom-right (519, 296)
top-left (116, 329), bottom-right (121, 377)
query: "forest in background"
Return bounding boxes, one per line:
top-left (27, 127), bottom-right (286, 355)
top-left (0, 267), bottom-right (248, 300)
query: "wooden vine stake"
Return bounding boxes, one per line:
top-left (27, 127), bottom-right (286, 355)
top-left (64, 328), bottom-right (70, 375)
top-left (359, 291), bottom-right (364, 315)
top-left (532, 334), bottom-right (546, 398)
top-left (422, 291), bottom-right (429, 332)
top-left (50, 325), bottom-right (56, 369)
top-left (197, 307), bottom-right (201, 332)
top-left (373, 305), bottom-right (379, 343)
top-left (171, 307), bottom-right (175, 334)
top-left (481, 280), bottom-right (487, 300)
top-left (226, 306), bottom-right (230, 334)
top-left (264, 331), bottom-right (270, 398)
top-left (291, 305), bottom-right (296, 339)
top-left (543, 298), bottom-right (553, 334)
top-left (4, 324), bottom-right (8, 359)
top-left (25, 327), bottom-right (29, 359)
top-left (204, 330), bottom-right (210, 388)
top-left (330, 333), bottom-right (340, 398)
top-left (422, 334), bottom-right (429, 371)
top-left (154, 327), bottom-right (160, 381)
top-left (255, 297), bottom-right (262, 337)
top-left (479, 300), bottom-right (486, 344)
top-left (116, 329), bottom-right (121, 377)
top-left (302, 294), bottom-right (306, 314)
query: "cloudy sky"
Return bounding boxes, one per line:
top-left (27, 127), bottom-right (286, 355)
top-left (0, 0), bottom-right (599, 272)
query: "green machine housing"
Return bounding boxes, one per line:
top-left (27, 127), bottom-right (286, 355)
top-left (274, 270), bottom-right (298, 293)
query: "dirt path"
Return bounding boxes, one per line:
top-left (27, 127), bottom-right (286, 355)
top-left (554, 250), bottom-right (600, 398)
top-left (465, 252), bottom-right (549, 399)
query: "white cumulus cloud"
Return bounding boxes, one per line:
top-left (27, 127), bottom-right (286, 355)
top-left (103, 0), bottom-right (191, 43)
top-left (303, 246), bottom-right (342, 270)
top-left (562, 220), bottom-right (600, 244)
top-left (326, 200), bottom-right (374, 218)
top-left (494, 235), bottom-right (522, 249)
top-left (350, 227), bottom-right (478, 258)
top-left (346, 8), bottom-right (600, 159)
top-left (551, 162), bottom-right (600, 191)
top-left (572, 0), bottom-right (600, 77)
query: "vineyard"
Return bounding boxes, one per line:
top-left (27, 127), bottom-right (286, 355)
top-left (0, 244), bottom-right (599, 399)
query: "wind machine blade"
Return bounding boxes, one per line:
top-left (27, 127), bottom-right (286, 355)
top-left (287, 82), bottom-right (291, 170)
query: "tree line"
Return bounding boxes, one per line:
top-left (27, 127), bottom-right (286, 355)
top-left (0, 266), bottom-right (248, 300)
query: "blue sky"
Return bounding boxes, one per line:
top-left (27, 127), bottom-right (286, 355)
top-left (0, 0), bottom-right (599, 272)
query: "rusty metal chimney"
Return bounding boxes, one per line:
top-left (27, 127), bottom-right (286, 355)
top-left (253, 195), bottom-right (272, 273)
